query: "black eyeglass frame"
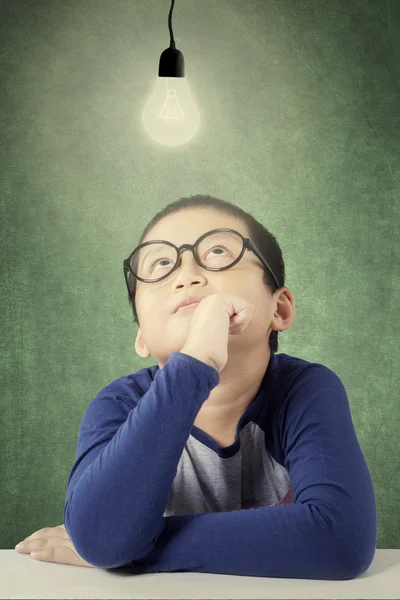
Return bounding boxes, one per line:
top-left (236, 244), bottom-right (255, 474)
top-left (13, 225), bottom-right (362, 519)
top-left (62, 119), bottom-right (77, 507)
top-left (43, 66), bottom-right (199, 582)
top-left (123, 227), bottom-right (280, 298)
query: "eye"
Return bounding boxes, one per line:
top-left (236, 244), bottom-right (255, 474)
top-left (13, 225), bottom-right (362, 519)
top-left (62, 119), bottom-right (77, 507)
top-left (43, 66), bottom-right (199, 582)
top-left (151, 258), bottom-right (173, 271)
top-left (205, 244), bottom-right (230, 258)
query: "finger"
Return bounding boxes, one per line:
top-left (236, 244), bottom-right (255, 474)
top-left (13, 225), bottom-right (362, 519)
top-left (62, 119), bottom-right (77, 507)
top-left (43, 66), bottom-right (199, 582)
top-left (16, 533), bottom-right (69, 554)
top-left (29, 546), bottom-right (69, 563)
top-left (229, 313), bottom-right (249, 333)
top-left (15, 544), bottom-right (30, 554)
top-left (229, 313), bottom-right (243, 326)
top-left (30, 546), bottom-right (96, 568)
top-left (15, 536), bottom-right (47, 553)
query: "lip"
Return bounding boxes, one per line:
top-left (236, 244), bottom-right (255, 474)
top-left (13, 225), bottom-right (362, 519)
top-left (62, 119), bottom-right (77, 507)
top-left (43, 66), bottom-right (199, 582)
top-left (173, 296), bottom-right (206, 314)
top-left (177, 302), bottom-right (200, 312)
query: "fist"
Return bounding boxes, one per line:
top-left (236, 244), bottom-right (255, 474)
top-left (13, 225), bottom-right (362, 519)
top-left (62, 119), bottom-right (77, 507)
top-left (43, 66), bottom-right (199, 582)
top-left (180, 292), bottom-right (254, 373)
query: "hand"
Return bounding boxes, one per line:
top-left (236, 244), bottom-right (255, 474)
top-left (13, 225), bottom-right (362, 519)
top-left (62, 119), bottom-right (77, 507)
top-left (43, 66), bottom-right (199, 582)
top-left (15, 524), bottom-right (95, 568)
top-left (180, 292), bottom-right (254, 373)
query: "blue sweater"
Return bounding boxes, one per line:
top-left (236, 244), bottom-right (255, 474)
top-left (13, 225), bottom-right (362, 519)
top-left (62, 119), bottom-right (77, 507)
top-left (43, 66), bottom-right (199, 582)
top-left (64, 351), bottom-right (377, 579)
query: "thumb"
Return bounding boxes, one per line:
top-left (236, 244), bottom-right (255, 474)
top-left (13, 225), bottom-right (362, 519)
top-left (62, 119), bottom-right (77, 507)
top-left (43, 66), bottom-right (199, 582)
top-left (229, 313), bottom-right (244, 334)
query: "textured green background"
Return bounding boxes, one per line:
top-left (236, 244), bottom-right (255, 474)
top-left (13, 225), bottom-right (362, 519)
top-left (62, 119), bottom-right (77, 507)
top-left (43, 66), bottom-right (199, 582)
top-left (1, 0), bottom-right (399, 553)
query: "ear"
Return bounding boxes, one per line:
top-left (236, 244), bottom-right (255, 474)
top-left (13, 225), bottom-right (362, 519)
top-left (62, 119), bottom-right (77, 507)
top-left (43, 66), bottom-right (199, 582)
top-left (270, 287), bottom-right (296, 333)
top-left (135, 328), bottom-right (151, 359)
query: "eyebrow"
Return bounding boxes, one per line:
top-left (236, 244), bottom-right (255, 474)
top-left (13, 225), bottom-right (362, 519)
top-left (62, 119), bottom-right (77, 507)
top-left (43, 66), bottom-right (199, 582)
top-left (140, 243), bottom-right (172, 262)
top-left (141, 247), bottom-right (161, 261)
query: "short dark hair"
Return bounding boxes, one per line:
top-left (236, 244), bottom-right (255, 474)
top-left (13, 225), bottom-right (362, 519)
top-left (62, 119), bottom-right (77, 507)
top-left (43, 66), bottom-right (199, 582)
top-left (127, 194), bottom-right (286, 353)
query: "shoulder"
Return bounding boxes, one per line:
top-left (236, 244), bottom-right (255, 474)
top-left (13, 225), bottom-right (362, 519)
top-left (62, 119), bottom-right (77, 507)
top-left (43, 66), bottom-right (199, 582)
top-left (273, 352), bottom-right (345, 397)
top-left (272, 353), bottom-right (349, 430)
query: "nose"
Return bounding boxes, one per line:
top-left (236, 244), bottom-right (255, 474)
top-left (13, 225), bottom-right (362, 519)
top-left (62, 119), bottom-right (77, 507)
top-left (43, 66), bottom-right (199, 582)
top-left (177, 246), bottom-right (198, 267)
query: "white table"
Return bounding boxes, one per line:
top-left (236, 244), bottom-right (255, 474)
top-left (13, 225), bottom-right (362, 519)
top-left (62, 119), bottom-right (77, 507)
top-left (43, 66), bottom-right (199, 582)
top-left (1, 549), bottom-right (399, 599)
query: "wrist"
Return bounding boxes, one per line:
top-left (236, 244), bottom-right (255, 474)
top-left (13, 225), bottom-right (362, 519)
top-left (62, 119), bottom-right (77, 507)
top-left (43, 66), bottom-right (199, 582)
top-left (180, 347), bottom-right (217, 370)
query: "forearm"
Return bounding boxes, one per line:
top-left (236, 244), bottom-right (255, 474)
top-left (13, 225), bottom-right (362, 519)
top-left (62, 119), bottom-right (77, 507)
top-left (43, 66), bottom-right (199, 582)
top-left (129, 502), bottom-right (376, 580)
top-left (64, 352), bottom-right (219, 568)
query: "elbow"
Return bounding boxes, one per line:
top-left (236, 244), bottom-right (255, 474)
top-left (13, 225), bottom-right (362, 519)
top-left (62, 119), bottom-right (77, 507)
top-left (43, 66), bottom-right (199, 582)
top-left (76, 523), bottom-right (165, 569)
top-left (312, 500), bottom-right (377, 580)
top-left (64, 505), bottom-right (128, 569)
top-left (67, 531), bottom-right (143, 570)
top-left (340, 503), bottom-right (378, 579)
top-left (315, 532), bottom-right (377, 581)
top-left (67, 527), bottom-right (154, 570)
top-left (337, 541), bottom-right (377, 581)
top-left (329, 517), bottom-right (377, 580)
top-left (333, 552), bottom-right (376, 581)
top-left (64, 507), bottom-right (160, 569)
top-left (83, 542), bottom-right (158, 570)
top-left (313, 536), bottom-right (377, 581)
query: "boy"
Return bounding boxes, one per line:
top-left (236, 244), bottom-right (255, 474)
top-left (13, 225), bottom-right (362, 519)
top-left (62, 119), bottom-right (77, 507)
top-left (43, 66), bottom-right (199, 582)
top-left (15, 197), bottom-right (377, 579)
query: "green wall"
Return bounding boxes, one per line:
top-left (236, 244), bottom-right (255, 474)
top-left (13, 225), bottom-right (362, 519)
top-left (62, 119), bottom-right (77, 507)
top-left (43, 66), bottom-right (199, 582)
top-left (1, 0), bottom-right (399, 552)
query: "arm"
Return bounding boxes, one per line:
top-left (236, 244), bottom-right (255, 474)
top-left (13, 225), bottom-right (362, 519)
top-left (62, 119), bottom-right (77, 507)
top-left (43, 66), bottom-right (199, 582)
top-left (123, 367), bottom-right (377, 580)
top-left (64, 352), bottom-right (219, 568)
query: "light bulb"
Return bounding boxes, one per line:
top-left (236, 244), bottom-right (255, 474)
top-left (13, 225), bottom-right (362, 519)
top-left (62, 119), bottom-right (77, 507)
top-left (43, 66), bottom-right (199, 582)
top-left (142, 77), bottom-right (201, 147)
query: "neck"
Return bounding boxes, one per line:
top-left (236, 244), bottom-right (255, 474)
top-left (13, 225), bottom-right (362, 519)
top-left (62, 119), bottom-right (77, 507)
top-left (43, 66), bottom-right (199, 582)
top-left (196, 341), bottom-right (271, 426)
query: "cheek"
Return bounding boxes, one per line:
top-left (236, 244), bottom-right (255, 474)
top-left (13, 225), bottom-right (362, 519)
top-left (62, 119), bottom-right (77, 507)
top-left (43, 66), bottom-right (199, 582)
top-left (136, 295), bottom-right (169, 327)
top-left (136, 290), bottom-right (153, 313)
top-left (250, 298), bottom-right (272, 325)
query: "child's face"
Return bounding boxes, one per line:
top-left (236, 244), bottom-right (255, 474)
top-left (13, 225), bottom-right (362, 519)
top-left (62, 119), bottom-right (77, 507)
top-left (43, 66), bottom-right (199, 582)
top-left (134, 207), bottom-right (288, 368)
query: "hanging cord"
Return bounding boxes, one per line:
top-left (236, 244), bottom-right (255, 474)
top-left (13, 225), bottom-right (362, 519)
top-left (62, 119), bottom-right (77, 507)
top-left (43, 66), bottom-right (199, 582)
top-left (168, 0), bottom-right (176, 49)
top-left (158, 0), bottom-right (184, 77)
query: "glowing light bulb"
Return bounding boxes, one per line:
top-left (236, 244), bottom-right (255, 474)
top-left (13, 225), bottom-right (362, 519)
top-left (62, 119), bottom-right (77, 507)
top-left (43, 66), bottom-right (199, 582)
top-left (142, 76), bottom-right (201, 147)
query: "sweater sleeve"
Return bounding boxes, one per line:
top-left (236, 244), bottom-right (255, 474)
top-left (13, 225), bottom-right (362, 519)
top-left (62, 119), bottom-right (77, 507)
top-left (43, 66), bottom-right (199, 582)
top-left (119, 366), bottom-right (377, 580)
top-left (63, 352), bottom-right (220, 567)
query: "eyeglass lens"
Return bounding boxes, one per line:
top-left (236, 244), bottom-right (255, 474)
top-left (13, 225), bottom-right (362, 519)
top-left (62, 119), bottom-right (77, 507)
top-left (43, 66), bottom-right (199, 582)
top-left (129, 230), bottom-right (244, 282)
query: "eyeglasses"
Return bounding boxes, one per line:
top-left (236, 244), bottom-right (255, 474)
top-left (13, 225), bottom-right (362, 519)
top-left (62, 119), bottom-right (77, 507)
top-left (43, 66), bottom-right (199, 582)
top-left (123, 228), bottom-right (280, 298)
